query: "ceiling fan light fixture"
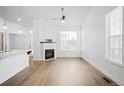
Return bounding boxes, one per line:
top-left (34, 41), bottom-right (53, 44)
top-left (52, 8), bottom-right (67, 24)
top-left (60, 19), bottom-right (65, 23)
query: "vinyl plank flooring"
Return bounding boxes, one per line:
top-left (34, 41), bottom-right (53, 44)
top-left (1, 58), bottom-right (118, 86)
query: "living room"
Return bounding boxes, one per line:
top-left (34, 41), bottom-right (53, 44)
top-left (0, 6), bottom-right (123, 86)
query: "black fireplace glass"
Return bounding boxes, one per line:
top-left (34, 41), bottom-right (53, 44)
top-left (45, 49), bottom-right (54, 60)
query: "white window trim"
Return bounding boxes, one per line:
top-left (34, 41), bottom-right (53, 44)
top-left (60, 31), bottom-right (77, 51)
top-left (105, 6), bottom-right (124, 66)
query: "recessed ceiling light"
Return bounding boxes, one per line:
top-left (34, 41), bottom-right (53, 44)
top-left (17, 18), bottom-right (22, 21)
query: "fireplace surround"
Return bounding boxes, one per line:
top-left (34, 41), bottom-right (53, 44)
top-left (40, 42), bottom-right (56, 61)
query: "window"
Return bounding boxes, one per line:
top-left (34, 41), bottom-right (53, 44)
top-left (105, 7), bottom-right (123, 65)
top-left (60, 31), bottom-right (77, 51)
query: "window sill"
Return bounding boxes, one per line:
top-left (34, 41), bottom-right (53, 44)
top-left (104, 58), bottom-right (124, 67)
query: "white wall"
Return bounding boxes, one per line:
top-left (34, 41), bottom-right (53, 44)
top-left (81, 6), bottom-right (124, 85)
top-left (39, 19), bottom-right (81, 57)
top-left (56, 26), bottom-right (81, 57)
top-left (40, 20), bottom-right (57, 42)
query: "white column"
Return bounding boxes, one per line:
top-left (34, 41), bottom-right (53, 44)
top-left (33, 19), bottom-right (41, 60)
top-left (122, 7), bottom-right (124, 65)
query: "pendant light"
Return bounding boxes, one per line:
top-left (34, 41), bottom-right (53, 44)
top-left (17, 6), bottom-right (22, 21)
top-left (2, 7), bottom-right (8, 30)
top-left (18, 24), bottom-right (22, 33)
top-left (18, 29), bottom-right (22, 33)
top-left (17, 6), bottom-right (22, 33)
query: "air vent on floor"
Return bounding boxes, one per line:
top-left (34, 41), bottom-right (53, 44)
top-left (102, 77), bottom-right (111, 83)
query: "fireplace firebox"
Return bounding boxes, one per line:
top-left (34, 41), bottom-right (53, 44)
top-left (45, 49), bottom-right (54, 60)
top-left (40, 42), bottom-right (56, 61)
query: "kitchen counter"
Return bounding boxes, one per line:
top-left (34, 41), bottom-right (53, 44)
top-left (0, 50), bottom-right (27, 59)
top-left (0, 50), bottom-right (29, 84)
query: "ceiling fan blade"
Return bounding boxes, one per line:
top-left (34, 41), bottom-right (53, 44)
top-left (52, 18), bottom-right (60, 20)
top-left (52, 8), bottom-right (70, 22)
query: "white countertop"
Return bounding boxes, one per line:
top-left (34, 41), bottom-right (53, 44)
top-left (0, 50), bottom-right (27, 59)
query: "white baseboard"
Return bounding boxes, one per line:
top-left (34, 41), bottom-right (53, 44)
top-left (81, 57), bottom-right (124, 86)
top-left (33, 58), bottom-right (43, 61)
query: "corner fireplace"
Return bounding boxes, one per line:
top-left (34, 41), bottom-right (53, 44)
top-left (45, 49), bottom-right (54, 60)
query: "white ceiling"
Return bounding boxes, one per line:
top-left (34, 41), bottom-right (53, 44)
top-left (0, 6), bottom-right (92, 27)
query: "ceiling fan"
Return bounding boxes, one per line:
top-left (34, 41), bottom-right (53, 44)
top-left (52, 8), bottom-right (66, 23)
